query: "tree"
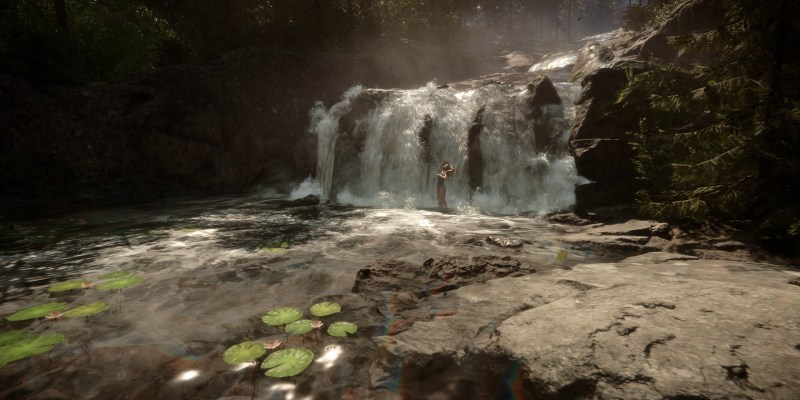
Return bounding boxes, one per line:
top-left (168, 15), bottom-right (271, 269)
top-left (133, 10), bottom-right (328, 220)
top-left (618, 0), bottom-right (800, 252)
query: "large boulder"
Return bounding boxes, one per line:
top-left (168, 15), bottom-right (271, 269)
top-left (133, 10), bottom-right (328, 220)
top-left (571, 139), bottom-right (637, 181)
top-left (623, 0), bottom-right (728, 65)
top-left (524, 75), bottom-right (564, 152)
top-left (369, 253), bottom-right (800, 399)
top-left (569, 0), bottom-right (733, 213)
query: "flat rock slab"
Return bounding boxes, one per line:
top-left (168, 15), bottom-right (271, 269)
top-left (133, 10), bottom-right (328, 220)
top-left (372, 252), bottom-right (800, 399)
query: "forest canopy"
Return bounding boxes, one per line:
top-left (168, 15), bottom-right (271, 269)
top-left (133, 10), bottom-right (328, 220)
top-left (1, 0), bottom-right (636, 84)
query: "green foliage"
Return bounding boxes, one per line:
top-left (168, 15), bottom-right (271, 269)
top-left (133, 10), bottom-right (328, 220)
top-left (619, 0), bottom-right (800, 250)
top-left (261, 307), bottom-right (303, 326)
top-left (261, 348), bottom-right (314, 378)
top-left (327, 322), bottom-right (358, 337)
top-left (5, 302), bottom-right (69, 321)
top-left (98, 271), bottom-right (132, 280)
top-left (63, 302), bottom-right (110, 318)
top-left (0, 333), bottom-right (65, 368)
top-left (47, 280), bottom-right (84, 292)
top-left (223, 341), bottom-right (266, 365)
top-left (309, 302), bottom-right (341, 317)
top-left (0, 0), bottom-right (173, 83)
top-left (0, 330), bottom-right (30, 347)
top-left (0, 0), bottom-right (590, 83)
top-left (285, 320), bottom-right (314, 335)
top-left (623, 0), bottom-right (683, 32)
top-left (96, 275), bottom-right (143, 291)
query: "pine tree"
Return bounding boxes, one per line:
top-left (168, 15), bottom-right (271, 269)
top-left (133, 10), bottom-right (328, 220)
top-left (618, 0), bottom-right (800, 252)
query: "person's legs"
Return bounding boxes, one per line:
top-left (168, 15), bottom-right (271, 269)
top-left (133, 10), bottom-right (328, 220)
top-left (442, 188), bottom-right (448, 211)
top-left (437, 187), bottom-right (445, 211)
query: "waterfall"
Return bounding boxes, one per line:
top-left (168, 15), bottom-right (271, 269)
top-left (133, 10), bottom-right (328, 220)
top-left (308, 85), bottom-right (363, 202)
top-left (305, 76), bottom-right (583, 215)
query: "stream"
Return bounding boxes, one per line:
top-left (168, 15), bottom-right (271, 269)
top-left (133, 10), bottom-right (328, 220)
top-left (0, 41), bottom-right (611, 399)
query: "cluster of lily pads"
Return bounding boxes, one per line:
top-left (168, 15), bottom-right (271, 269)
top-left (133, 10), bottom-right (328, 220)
top-left (0, 270), bottom-right (143, 368)
top-left (223, 301), bottom-right (357, 378)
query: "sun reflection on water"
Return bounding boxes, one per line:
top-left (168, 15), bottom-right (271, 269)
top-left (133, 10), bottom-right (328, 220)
top-left (175, 369), bottom-right (200, 381)
top-left (315, 344), bottom-right (343, 369)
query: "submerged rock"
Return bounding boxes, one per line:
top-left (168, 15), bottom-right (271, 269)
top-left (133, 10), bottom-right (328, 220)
top-left (352, 255), bottom-right (534, 300)
top-left (279, 194), bottom-right (320, 208)
top-left (485, 236), bottom-right (524, 248)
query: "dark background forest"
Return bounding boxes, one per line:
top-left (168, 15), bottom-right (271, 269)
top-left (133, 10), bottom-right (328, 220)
top-left (0, 0), bottom-right (660, 85)
top-left (1, 0), bottom-right (799, 255)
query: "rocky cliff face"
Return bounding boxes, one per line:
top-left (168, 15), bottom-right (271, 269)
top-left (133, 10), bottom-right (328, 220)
top-left (569, 0), bottom-right (728, 213)
top-left (0, 40), bottom-right (490, 206)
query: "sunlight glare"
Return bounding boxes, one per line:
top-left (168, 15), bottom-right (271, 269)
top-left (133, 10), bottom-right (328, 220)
top-left (315, 344), bottom-right (343, 369)
top-left (232, 361), bottom-right (256, 372)
top-left (176, 370), bottom-right (200, 381)
top-left (269, 383), bottom-right (296, 400)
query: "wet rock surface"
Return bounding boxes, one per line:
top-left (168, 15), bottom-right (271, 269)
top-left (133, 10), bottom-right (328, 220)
top-left (352, 255), bottom-right (535, 300)
top-left (362, 252), bottom-right (800, 399)
top-left (568, 0), bottom-right (731, 213)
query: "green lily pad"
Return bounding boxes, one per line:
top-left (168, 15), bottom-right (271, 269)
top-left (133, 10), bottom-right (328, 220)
top-left (309, 302), bottom-right (341, 317)
top-left (47, 280), bottom-right (84, 292)
top-left (223, 341), bottom-right (266, 365)
top-left (0, 330), bottom-right (30, 346)
top-left (0, 333), bottom-right (64, 368)
top-left (285, 320), bottom-right (313, 335)
top-left (6, 303), bottom-right (69, 321)
top-left (261, 348), bottom-right (313, 378)
top-left (63, 302), bottom-right (110, 318)
top-left (261, 307), bottom-right (303, 326)
top-left (98, 271), bottom-right (131, 280)
top-left (327, 322), bottom-right (358, 337)
top-left (96, 275), bottom-right (143, 291)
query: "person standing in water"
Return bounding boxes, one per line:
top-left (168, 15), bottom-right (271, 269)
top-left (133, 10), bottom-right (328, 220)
top-left (437, 162), bottom-right (455, 212)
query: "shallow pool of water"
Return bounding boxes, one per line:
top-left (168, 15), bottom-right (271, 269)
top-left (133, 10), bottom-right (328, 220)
top-left (0, 195), bottom-right (614, 399)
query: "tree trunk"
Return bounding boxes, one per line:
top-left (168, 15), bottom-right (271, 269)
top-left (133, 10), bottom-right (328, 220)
top-left (54, 0), bottom-right (68, 35)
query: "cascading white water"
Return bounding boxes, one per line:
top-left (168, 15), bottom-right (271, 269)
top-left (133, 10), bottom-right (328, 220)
top-left (301, 75), bottom-right (584, 215)
top-left (308, 85), bottom-right (364, 202)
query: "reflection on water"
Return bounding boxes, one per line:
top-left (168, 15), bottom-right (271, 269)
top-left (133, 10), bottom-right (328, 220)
top-left (0, 195), bottom-right (612, 399)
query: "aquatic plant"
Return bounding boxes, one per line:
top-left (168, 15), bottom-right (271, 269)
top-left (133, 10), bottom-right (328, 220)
top-left (96, 275), bottom-right (143, 291)
top-left (47, 280), bottom-right (85, 292)
top-left (98, 271), bottom-right (131, 280)
top-left (261, 348), bottom-right (314, 378)
top-left (5, 302), bottom-right (69, 321)
top-left (223, 303), bottom-right (357, 379)
top-left (0, 333), bottom-right (65, 368)
top-left (0, 330), bottom-right (30, 346)
top-left (327, 322), bottom-right (358, 337)
top-left (223, 341), bottom-right (266, 365)
top-left (555, 249), bottom-right (568, 261)
top-left (63, 302), bottom-right (110, 318)
top-left (284, 320), bottom-right (314, 335)
top-left (309, 302), bottom-right (341, 317)
top-left (44, 311), bottom-right (64, 320)
top-left (262, 307), bottom-right (303, 326)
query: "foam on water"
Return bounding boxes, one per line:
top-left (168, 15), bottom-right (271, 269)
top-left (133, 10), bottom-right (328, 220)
top-left (306, 78), bottom-right (582, 215)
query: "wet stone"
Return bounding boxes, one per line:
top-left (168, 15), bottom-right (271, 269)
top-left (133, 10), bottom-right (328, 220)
top-left (486, 236), bottom-right (523, 248)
